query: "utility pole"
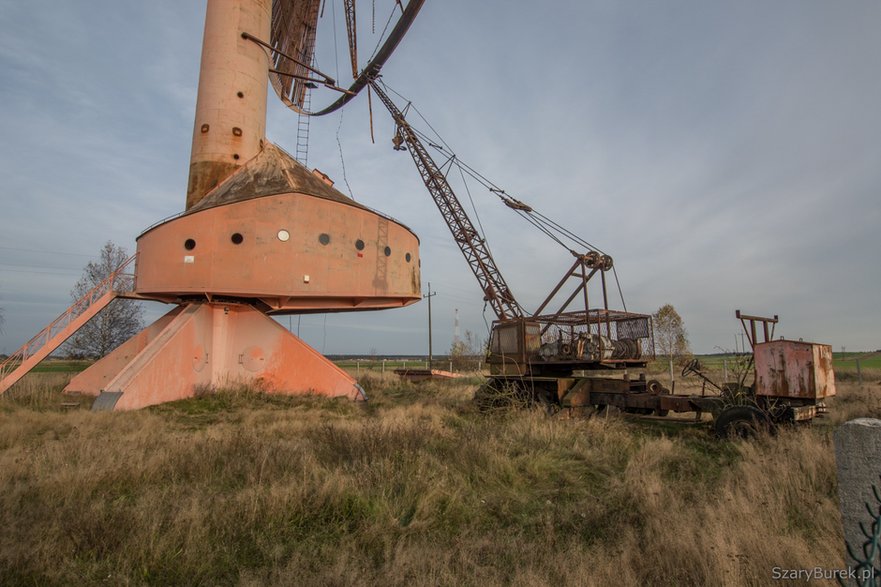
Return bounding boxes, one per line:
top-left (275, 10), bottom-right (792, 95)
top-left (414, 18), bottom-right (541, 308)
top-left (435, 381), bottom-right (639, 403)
top-left (424, 282), bottom-right (436, 369)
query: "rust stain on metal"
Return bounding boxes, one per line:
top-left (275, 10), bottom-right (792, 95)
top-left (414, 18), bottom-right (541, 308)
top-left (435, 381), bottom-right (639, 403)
top-left (186, 0), bottom-right (271, 209)
top-left (754, 340), bottom-right (836, 399)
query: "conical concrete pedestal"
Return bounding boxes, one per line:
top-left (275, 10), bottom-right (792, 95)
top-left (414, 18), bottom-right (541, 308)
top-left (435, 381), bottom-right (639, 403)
top-left (64, 302), bottom-right (365, 411)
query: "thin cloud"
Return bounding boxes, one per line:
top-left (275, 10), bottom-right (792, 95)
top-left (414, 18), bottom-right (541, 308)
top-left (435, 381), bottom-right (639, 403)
top-left (1, 0), bottom-right (878, 354)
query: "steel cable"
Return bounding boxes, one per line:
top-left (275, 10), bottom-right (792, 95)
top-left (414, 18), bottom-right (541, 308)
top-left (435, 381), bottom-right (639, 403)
top-left (378, 79), bottom-right (632, 311)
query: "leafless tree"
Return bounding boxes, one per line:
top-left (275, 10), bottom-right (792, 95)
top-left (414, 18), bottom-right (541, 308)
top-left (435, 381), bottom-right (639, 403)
top-left (449, 329), bottom-right (483, 371)
top-left (63, 242), bottom-right (144, 359)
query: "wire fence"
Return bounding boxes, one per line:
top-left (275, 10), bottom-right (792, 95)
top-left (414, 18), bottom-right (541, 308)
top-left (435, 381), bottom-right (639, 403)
top-left (843, 476), bottom-right (881, 586)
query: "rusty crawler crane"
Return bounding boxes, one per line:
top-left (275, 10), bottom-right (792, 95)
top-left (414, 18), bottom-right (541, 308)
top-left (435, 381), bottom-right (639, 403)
top-left (369, 82), bottom-right (653, 385)
top-left (369, 80), bottom-right (835, 437)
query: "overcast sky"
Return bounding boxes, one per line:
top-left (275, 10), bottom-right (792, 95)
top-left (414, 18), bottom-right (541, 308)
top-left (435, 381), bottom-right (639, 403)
top-left (1, 0), bottom-right (879, 357)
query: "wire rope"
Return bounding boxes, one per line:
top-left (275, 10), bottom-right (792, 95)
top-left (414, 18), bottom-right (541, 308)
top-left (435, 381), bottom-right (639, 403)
top-left (336, 107), bottom-right (355, 199)
top-left (458, 163), bottom-right (488, 243)
top-left (612, 266), bottom-right (627, 311)
top-left (331, 0), bottom-right (340, 82)
top-left (368, 3), bottom-right (399, 63)
top-left (378, 79), bottom-right (632, 311)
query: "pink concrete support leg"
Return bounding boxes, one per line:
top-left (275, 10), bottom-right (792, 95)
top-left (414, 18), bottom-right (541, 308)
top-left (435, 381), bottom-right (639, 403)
top-left (64, 306), bottom-right (184, 396)
top-left (84, 303), bottom-right (364, 411)
top-left (217, 304), bottom-right (365, 399)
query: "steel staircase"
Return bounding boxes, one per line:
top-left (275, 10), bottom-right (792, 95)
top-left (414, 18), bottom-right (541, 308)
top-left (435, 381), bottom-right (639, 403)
top-left (0, 254), bottom-right (137, 394)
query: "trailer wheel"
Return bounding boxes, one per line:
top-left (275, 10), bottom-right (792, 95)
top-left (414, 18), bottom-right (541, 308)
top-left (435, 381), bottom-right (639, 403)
top-left (714, 405), bottom-right (772, 439)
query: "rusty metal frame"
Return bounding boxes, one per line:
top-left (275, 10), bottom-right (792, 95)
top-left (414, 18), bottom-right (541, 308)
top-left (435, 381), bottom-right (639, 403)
top-left (277, 0), bottom-right (426, 116)
top-left (529, 254), bottom-right (652, 358)
top-left (736, 309), bottom-right (778, 350)
top-left (532, 254), bottom-right (608, 335)
top-left (533, 256), bottom-right (599, 319)
top-left (243, 31), bottom-right (334, 85)
top-left (531, 310), bottom-right (653, 354)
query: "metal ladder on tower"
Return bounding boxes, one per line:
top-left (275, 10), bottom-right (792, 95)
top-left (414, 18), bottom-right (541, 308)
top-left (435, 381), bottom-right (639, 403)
top-left (0, 254), bottom-right (137, 395)
top-left (294, 0), bottom-right (321, 166)
top-left (295, 87), bottom-right (312, 166)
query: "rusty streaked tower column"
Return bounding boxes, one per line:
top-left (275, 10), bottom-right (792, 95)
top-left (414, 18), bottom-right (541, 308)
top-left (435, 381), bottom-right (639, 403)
top-left (186, 0), bottom-right (271, 209)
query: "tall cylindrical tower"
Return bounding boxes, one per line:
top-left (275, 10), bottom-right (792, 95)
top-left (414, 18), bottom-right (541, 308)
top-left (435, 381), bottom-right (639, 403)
top-left (186, 0), bottom-right (271, 209)
top-left (4, 0), bottom-right (427, 411)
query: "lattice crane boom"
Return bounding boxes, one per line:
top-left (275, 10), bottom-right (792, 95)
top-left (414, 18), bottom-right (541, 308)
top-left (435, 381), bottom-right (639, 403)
top-left (369, 81), bottom-right (524, 320)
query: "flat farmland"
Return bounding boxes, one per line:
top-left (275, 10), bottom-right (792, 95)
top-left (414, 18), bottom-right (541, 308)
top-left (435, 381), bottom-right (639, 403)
top-left (2, 364), bottom-right (878, 585)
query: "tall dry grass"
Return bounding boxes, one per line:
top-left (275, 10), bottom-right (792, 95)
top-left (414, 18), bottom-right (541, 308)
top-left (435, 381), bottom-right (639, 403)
top-left (0, 372), bottom-right (78, 410)
top-left (0, 373), bottom-right (876, 585)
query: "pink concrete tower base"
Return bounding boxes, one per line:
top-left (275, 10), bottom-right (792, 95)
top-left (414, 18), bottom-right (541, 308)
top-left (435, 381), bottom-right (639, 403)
top-left (64, 303), bottom-right (365, 411)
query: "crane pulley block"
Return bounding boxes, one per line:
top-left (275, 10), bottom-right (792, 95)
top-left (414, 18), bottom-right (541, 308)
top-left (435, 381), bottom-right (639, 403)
top-left (503, 199), bottom-right (533, 212)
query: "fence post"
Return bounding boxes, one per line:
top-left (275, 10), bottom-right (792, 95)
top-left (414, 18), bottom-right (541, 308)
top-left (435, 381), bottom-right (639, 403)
top-left (856, 359), bottom-right (862, 385)
top-left (834, 419), bottom-right (881, 572)
top-left (723, 359), bottom-right (728, 381)
top-left (449, 360), bottom-right (453, 372)
top-left (356, 360), bottom-right (360, 375)
top-left (382, 359), bottom-right (386, 375)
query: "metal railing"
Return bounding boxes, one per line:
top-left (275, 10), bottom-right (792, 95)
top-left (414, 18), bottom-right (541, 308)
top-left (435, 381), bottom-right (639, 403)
top-left (0, 254), bottom-right (137, 387)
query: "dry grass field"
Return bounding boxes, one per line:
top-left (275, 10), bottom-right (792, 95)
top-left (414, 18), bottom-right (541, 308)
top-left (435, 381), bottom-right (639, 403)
top-left (1, 367), bottom-right (879, 586)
